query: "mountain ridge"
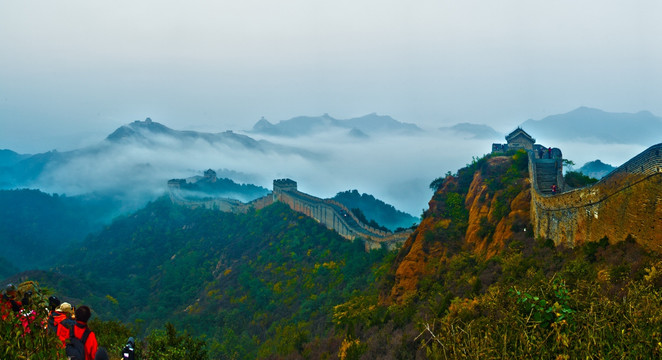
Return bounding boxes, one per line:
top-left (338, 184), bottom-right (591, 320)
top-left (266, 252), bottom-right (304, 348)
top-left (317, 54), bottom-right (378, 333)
top-left (250, 113), bottom-right (422, 137)
top-left (520, 107), bottom-right (662, 145)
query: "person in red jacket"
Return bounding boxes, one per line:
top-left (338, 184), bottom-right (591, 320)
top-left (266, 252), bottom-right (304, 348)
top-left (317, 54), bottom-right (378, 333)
top-left (53, 302), bottom-right (76, 346)
top-left (58, 305), bottom-right (98, 360)
top-left (48, 300), bottom-right (72, 332)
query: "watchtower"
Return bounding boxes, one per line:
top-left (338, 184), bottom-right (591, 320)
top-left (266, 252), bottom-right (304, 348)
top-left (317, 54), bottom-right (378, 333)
top-left (204, 169), bottom-right (217, 182)
top-left (505, 128), bottom-right (535, 150)
top-left (273, 178), bottom-right (297, 192)
top-left (492, 127), bottom-right (535, 153)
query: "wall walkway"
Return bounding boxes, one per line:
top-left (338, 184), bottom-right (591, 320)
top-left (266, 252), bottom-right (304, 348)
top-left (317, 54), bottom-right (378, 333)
top-left (169, 182), bottom-right (412, 250)
top-left (530, 143), bottom-right (662, 248)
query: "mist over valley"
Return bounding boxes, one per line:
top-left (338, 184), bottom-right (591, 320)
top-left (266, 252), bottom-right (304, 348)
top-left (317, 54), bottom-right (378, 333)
top-left (1, 108), bottom-right (654, 220)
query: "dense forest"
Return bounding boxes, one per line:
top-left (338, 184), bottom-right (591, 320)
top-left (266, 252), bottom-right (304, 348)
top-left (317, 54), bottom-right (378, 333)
top-left (3, 150), bottom-right (662, 359)
top-left (0, 189), bottom-right (120, 270)
top-left (29, 199), bottom-right (389, 358)
top-left (332, 190), bottom-right (419, 231)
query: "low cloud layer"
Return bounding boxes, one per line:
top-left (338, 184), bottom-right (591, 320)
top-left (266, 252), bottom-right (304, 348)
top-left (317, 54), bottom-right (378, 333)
top-left (25, 124), bottom-right (647, 219)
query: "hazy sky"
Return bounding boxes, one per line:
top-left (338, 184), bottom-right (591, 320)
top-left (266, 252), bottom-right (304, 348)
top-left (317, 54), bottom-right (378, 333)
top-left (2, 1), bottom-right (662, 153)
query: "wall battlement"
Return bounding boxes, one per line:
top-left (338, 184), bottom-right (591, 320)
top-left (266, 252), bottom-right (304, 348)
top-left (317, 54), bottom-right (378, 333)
top-left (169, 178), bottom-right (411, 251)
top-left (530, 142), bottom-right (662, 249)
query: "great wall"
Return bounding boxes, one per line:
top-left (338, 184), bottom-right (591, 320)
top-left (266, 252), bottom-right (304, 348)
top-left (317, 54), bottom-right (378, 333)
top-left (168, 128), bottom-right (660, 252)
top-left (168, 175), bottom-right (413, 251)
top-left (494, 128), bottom-right (662, 249)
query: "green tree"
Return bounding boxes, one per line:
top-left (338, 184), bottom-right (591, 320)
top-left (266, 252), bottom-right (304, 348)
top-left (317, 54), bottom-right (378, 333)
top-left (142, 322), bottom-right (207, 360)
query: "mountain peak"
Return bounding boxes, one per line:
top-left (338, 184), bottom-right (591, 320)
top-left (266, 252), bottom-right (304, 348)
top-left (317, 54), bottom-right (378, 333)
top-left (252, 117), bottom-right (274, 132)
top-left (106, 118), bottom-right (173, 142)
top-left (249, 113), bottom-right (422, 137)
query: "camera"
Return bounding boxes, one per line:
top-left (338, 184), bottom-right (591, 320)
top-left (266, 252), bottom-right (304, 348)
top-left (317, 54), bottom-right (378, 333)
top-left (122, 337), bottom-right (135, 360)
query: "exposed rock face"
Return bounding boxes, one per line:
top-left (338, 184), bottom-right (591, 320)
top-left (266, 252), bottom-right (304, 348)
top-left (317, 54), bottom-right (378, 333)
top-left (385, 142), bottom-right (661, 305)
top-left (386, 155), bottom-right (531, 304)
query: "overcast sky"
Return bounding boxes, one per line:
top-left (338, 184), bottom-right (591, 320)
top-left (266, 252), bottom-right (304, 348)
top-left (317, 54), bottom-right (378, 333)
top-left (2, 0), bottom-right (662, 153)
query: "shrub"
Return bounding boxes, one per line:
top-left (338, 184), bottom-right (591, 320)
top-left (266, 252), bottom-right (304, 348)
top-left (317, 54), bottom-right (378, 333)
top-left (564, 171), bottom-right (598, 188)
top-left (0, 282), bottom-right (64, 360)
top-left (141, 322), bottom-right (208, 360)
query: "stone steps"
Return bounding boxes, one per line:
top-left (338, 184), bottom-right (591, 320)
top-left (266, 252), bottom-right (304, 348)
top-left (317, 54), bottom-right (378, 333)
top-left (535, 161), bottom-right (559, 194)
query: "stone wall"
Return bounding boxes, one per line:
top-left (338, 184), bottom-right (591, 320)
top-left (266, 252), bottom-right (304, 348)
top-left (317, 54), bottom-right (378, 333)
top-left (171, 178), bottom-right (411, 249)
top-left (274, 187), bottom-right (405, 243)
top-left (531, 143), bottom-right (662, 249)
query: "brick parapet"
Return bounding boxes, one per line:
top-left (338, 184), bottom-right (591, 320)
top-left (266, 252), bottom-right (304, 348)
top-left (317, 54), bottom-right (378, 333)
top-left (601, 143), bottom-right (662, 179)
top-left (530, 143), bottom-right (662, 247)
top-left (172, 179), bottom-right (405, 248)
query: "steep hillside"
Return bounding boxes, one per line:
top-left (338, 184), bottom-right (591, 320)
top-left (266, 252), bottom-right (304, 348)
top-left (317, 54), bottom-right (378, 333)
top-left (48, 198), bottom-right (390, 359)
top-left (8, 149), bottom-right (662, 359)
top-left (0, 189), bottom-right (119, 270)
top-left (317, 150), bottom-right (662, 359)
top-left (386, 151), bottom-right (531, 303)
top-left (332, 189), bottom-right (419, 231)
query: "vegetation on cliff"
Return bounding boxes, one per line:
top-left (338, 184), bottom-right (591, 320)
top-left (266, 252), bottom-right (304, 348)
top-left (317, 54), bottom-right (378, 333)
top-left (333, 189), bottom-right (419, 231)
top-left (564, 170), bottom-right (599, 188)
top-left (322, 150), bottom-right (662, 359)
top-left (4, 149), bottom-right (661, 359)
top-left (39, 198), bottom-right (390, 359)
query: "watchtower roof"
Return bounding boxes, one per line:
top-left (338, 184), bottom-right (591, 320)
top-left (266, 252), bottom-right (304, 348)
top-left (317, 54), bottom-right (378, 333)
top-left (506, 127), bottom-right (535, 143)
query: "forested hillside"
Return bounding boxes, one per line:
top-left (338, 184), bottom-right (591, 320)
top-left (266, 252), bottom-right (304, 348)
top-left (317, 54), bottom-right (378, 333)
top-left (5, 150), bottom-right (662, 359)
top-left (333, 189), bottom-right (419, 231)
top-left (46, 199), bottom-right (390, 359)
top-left (0, 189), bottom-right (119, 270)
top-left (310, 150), bottom-right (662, 359)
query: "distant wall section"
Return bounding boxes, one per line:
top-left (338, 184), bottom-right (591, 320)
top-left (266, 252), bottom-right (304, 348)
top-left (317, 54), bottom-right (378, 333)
top-left (169, 178), bottom-right (412, 250)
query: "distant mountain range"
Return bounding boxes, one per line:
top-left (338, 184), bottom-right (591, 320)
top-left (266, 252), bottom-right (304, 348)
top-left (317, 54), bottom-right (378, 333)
top-left (107, 117), bottom-right (309, 153)
top-left (0, 118), bottom-right (314, 191)
top-left (436, 107), bottom-right (662, 146)
top-left (250, 113), bottom-right (422, 137)
top-left (2, 107), bottom-right (659, 229)
top-left (520, 107), bottom-right (662, 145)
top-left (439, 123), bottom-right (502, 140)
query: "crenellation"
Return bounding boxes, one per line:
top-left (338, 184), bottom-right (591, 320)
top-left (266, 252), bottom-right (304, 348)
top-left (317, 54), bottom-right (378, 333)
top-left (530, 140), bottom-right (662, 249)
top-left (169, 176), bottom-right (410, 249)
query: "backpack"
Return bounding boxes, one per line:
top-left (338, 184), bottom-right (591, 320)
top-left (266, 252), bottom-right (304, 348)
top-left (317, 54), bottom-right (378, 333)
top-left (65, 323), bottom-right (91, 360)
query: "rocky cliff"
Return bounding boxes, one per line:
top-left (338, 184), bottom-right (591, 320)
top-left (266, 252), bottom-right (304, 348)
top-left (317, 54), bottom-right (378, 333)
top-left (384, 151), bottom-right (532, 304)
